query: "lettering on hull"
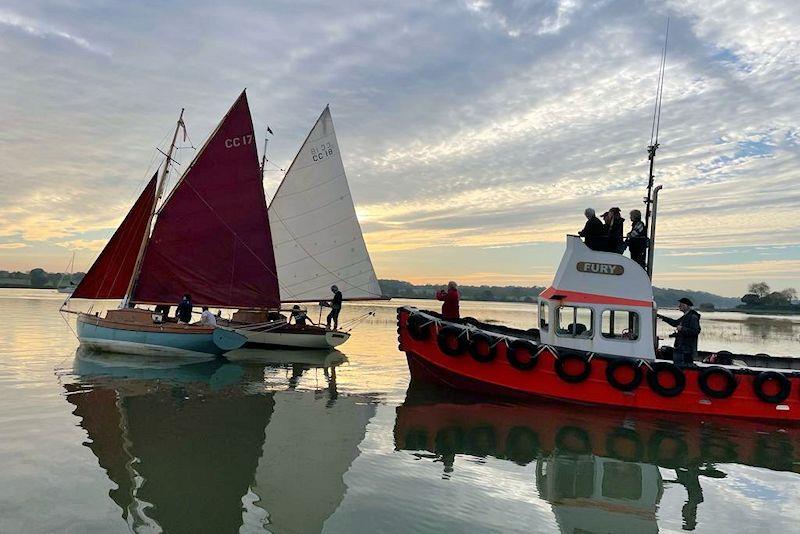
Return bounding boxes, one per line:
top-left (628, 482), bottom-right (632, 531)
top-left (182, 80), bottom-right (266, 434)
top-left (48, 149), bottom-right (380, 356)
top-left (576, 261), bottom-right (624, 275)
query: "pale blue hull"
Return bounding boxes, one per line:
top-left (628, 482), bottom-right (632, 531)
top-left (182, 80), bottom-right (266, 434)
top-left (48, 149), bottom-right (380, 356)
top-left (77, 318), bottom-right (223, 358)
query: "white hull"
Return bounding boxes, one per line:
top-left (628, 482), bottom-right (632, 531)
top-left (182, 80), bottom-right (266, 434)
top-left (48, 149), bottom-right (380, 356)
top-left (236, 328), bottom-right (350, 349)
top-left (79, 337), bottom-right (218, 360)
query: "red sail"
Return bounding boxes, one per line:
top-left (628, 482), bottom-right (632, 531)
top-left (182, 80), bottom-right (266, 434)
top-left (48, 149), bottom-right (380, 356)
top-left (71, 175), bottom-right (157, 300)
top-left (132, 91), bottom-right (280, 309)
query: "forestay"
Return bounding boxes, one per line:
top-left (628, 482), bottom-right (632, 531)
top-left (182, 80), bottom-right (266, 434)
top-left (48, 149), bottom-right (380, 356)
top-left (269, 107), bottom-right (382, 302)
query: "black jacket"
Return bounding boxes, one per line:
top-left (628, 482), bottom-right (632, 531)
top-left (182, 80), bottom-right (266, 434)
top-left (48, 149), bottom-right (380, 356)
top-left (661, 310), bottom-right (701, 356)
top-left (579, 217), bottom-right (607, 251)
top-left (608, 217), bottom-right (625, 252)
top-left (331, 290), bottom-right (343, 309)
top-left (176, 298), bottom-right (193, 323)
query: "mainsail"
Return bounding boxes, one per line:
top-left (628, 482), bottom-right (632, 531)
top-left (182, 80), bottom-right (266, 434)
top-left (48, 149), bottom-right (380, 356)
top-left (133, 91), bottom-right (280, 309)
top-left (269, 107), bottom-right (382, 302)
top-left (71, 174), bottom-right (157, 300)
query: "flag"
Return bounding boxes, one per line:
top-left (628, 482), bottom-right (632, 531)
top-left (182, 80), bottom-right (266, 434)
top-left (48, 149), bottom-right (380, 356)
top-left (178, 117), bottom-right (187, 142)
top-left (266, 125), bottom-right (274, 136)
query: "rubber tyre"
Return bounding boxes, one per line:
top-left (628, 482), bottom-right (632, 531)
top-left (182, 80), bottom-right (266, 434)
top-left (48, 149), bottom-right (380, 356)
top-left (606, 427), bottom-right (644, 462)
top-left (605, 358), bottom-right (643, 392)
top-left (555, 352), bottom-right (592, 384)
top-left (406, 313), bottom-right (431, 341)
top-left (506, 339), bottom-right (539, 371)
top-left (555, 426), bottom-right (591, 455)
top-left (752, 371), bottom-right (791, 404)
top-left (647, 362), bottom-right (686, 397)
top-left (505, 426), bottom-right (540, 465)
top-left (698, 366), bottom-right (737, 399)
top-left (437, 326), bottom-right (469, 357)
top-left (648, 430), bottom-right (688, 468)
top-left (469, 332), bottom-right (498, 363)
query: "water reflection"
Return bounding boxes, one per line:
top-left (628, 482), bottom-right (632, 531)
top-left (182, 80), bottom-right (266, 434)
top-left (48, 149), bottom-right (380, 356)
top-left (394, 383), bottom-right (800, 533)
top-left (62, 349), bottom-right (376, 533)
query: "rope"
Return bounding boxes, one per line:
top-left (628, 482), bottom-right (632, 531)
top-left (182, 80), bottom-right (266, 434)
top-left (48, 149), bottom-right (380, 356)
top-left (649, 17), bottom-right (670, 147)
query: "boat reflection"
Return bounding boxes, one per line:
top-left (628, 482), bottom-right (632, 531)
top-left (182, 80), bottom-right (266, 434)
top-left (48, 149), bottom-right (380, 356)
top-left (394, 383), bottom-right (800, 533)
top-left (62, 348), bottom-right (376, 533)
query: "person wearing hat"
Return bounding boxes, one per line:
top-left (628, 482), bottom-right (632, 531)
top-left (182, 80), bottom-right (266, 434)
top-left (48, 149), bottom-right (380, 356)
top-left (290, 304), bottom-right (308, 327)
top-left (657, 298), bottom-right (701, 366)
top-left (321, 285), bottom-right (343, 330)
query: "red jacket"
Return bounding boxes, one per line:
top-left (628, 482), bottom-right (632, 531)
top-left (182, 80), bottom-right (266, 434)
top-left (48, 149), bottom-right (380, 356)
top-left (436, 288), bottom-right (460, 319)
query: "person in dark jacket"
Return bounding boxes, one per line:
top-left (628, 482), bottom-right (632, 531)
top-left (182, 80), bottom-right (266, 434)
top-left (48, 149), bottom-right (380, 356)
top-left (436, 281), bottom-right (460, 319)
top-left (578, 208), bottom-right (607, 251)
top-left (290, 304), bottom-right (308, 327)
top-left (176, 294), bottom-right (193, 324)
top-left (626, 209), bottom-right (648, 268)
top-left (657, 297), bottom-right (701, 366)
top-left (322, 285), bottom-right (343, 330)
top-left (607, 207), bottom-right (625, 253)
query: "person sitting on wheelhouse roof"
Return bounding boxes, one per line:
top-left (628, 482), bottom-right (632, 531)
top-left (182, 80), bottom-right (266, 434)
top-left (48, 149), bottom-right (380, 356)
top-left (626, 209), bottom-right (648, 268)
top-left (578, 208), bottom-right (606, 251)
top-left (657, 297), bottom-right (701, 367)
top-left (607, 207), bottom-right (625, 253)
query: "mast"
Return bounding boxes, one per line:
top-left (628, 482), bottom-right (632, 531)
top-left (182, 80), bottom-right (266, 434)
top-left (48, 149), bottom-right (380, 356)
top-left (260, 134), bottom-right (268, 180)
top-left (121, 108), bottom-right (185, 308)
top-left (644, 18), bottom-right (669, 278)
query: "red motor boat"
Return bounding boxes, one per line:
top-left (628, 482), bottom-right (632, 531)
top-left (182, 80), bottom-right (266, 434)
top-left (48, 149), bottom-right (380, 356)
top-left (397, 236), bottom-right (800, 422)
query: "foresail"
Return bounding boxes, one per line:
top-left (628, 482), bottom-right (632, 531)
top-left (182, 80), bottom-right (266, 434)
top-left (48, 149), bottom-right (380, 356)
top-left (71, 174), bottom-right (157, 300)
top-left (132, 91), bottom-right (281, 309)
top-left (269, 107), bottom-right (382, 302)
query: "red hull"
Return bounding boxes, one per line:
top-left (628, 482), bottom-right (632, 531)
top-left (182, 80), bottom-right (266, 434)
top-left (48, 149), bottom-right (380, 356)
top-left (398, 308), bottom-right (800, 422)
top-left (394, 393), bottom-right (800, 472)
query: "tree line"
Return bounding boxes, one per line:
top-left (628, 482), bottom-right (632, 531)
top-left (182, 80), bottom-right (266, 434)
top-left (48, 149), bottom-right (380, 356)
top-left (740, 282), bottom-right (798, 310)
top-left (0, 269), bottom-right (86, 289)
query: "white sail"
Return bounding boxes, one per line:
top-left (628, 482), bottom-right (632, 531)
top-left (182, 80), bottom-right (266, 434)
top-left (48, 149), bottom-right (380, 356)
top-left (269, 106), bottom-right (383, 302)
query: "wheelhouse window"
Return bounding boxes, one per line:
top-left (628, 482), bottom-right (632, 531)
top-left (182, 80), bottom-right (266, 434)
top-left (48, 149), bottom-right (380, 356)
top-left (556, 306), bottom-right (593, 338)
top-left (539, 301), bottom-right (549, 330)
top-left (601, 310), bottom-right (640, 340)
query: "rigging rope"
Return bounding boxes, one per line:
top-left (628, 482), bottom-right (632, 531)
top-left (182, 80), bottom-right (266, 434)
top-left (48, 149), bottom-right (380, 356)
top-left (649, 17), bottom-right (670, 148)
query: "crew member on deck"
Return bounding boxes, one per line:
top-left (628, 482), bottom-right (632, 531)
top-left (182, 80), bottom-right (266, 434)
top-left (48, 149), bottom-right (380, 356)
top-left (322, 285), bottom-right (343, 330)
top-left (626, 209), bottom-right (648, 268)
top-left (436, 281), bottom-right (460, 320)
top-left (657, 297), bottom-right (701, 366)
top-left (291, 305), bottom-right (308, 327)
top-left (607, 207), bottom-right (625, 253)
top-left (176, 293), bottom-right (193, 324)
top-left (578, 208), bottom-right (606, 251)
top-left (200, 306), bottom-right (216, 327)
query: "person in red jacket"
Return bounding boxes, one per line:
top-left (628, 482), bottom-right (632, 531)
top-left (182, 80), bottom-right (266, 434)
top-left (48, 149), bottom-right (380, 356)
top-left (436, 281), bottom-right (460, 319)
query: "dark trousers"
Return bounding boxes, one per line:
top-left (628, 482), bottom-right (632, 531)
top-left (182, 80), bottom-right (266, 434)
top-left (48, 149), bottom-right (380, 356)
top-left (327, 307), bottom-right (341, 329)
top-left (673, 349), bottom-right (694, 367)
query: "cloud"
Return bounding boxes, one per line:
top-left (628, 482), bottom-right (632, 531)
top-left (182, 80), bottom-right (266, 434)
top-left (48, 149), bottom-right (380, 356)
top-left (0, 242), bottom-right (27, 249)
top-left (0, 9), bottom-right (111, 56)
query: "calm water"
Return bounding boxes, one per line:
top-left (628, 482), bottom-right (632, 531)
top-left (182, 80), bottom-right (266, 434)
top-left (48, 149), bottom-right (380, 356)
top-left (2, 288), bottom-right (800, 533)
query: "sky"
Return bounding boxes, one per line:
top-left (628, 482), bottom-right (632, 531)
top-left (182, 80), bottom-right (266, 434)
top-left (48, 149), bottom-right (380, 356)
top-left (1, 0), bottom-right (798, 297)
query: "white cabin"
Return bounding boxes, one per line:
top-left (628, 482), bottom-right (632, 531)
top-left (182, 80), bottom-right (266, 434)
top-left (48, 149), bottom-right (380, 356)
top-left (537, 236), bottom-right (657, 360)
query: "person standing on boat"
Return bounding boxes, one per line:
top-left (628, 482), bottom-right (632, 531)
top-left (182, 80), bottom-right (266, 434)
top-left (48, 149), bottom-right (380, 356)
top-left (578, 208), bottom-right (606, 251)
top-left (323, 285), bottom-right (343, 330)
top-left (436, 281), bottom-right (460, 319)
top-left (657, 298), bottom-right (701, 366)
top-left (607, 207), bottom-right (625, 253)
top-left (176, 293), bottom-right (193, 324)
top-left (626, 209), bottom-right (648, 268)
top-left (200, 306), bottom-right (216, 327)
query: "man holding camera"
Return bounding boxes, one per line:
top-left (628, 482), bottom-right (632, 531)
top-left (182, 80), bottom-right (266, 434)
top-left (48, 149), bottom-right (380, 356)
top-left (657, 297), bottom-right (701, 366)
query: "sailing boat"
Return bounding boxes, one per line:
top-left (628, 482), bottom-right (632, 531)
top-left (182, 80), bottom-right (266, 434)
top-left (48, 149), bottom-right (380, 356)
top-left (67, 91), bottom-right (276, 358)
top-left (56, 251), bottom-right (77, 293)
top-left (67, 91), bottom-right (382, 357)
top-left (218, 106), bottom-right (384, 350)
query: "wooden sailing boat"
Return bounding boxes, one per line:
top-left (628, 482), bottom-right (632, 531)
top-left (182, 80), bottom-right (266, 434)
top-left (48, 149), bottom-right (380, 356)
top-left (220, 106), bottom-right (384, 350)
top-left (67, 92), bottom-right (382, 357)
top-left (68, 91), bottom-right (276, 358)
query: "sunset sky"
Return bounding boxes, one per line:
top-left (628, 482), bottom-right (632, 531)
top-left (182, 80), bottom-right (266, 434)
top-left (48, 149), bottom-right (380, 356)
top-left (1, 0), bottom-right (798, 296)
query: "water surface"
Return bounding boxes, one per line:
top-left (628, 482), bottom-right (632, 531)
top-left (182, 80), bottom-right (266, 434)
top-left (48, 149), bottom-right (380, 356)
top-left (1, 289), bottom-right (799, 533)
